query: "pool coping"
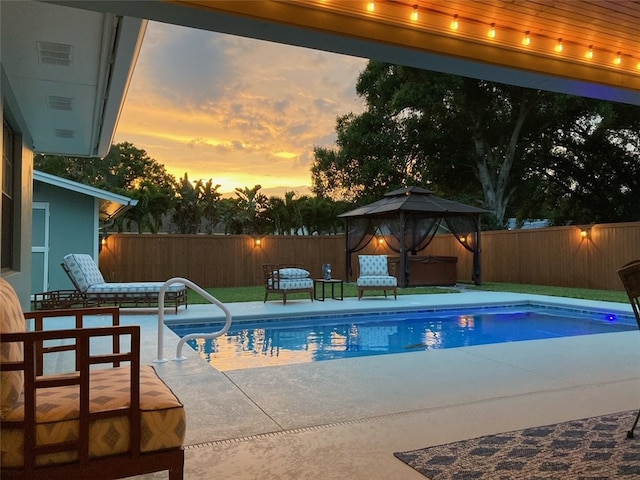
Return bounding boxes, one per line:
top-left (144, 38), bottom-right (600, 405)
top-left (162, 291), bottom-right (636, 327)
top-left (167, 301), bottom-right (637, 332)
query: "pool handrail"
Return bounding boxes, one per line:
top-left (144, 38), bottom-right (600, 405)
top-left (155, 277), bottom-right (233, 362)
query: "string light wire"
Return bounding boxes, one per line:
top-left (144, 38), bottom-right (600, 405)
top-left (318, 0), bottom-right (638, 72)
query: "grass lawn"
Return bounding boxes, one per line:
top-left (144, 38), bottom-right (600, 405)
top-left (187, 282), bottom-right (629, 304)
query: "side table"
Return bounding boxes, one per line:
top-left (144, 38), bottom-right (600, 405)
top-left (313, 278), bottom-right (344, 301)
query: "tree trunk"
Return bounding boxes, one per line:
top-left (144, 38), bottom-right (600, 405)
top-left (472, 95), bottom-right (531, 224)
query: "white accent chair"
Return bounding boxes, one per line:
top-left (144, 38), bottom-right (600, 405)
top-left (357, 255), bottom-right (397, 300)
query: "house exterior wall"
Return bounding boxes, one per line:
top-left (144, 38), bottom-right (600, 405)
top-left (33, 182), bottom-right (98, 292)
top-left (2, 69), bottom-right (34, 310)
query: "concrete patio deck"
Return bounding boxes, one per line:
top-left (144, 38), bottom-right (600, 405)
top-left (119, 291), bottom-right (639, 479)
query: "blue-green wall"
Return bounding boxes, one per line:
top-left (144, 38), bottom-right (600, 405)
top-left (33, 182), bottom-right (97, 293)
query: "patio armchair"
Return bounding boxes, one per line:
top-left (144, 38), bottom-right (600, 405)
top-left (617, 259), bottom-right (640, 439)
top-left (357, 255), bottom-right (398, 300)
top-left (263, 265), bottom-right (314, 305)
top-left (53, 253), bottom-right (188, 313)
top-left (0, 278), bottom-right (186, 479)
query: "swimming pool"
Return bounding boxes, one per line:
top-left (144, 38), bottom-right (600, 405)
top-left (169, 304), bottom-right (637, 371)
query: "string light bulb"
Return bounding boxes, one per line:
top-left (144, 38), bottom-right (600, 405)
top-left (614, 52), bottom-right (622, 65)
top-left (522, 31), bottom-right (531, 46)
top-left (410, 5), bottom-right (418, 21)
top-left (366, 1), bottom-right (375, 12)
top-left (450, 14), bottom-right (459, 30)
top-left (586, 46), bottom-right (593, 59)
top-left (488, 23), bottom-right (496, 38)
top-left (555, 38), bottom-right (563, 53)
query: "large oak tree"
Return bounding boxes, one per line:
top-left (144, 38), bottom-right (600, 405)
top-left (312, 61), bottom-right (639, 226)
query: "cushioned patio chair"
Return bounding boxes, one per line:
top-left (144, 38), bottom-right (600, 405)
top-left (0, 278), bottom-right (185, 479)
top-left (263, 265), bottom-right (314, 305)
top-left (59, 253), bottom-right (187, 313)
top-left (357, 255), bottom-right (397, 300)
top-left (617, 259), bottom-right (640, 439)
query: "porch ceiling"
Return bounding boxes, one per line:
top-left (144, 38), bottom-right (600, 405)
top-left (53, 0), bottom-right (640, 106)
top-left (1, 1), bottom-right (146, 157)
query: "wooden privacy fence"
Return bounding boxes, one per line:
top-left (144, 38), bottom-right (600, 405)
top-left (98, 221), bottom-right (640, 291)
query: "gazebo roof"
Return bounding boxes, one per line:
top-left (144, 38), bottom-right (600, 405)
top-left (338, 186), bottom-right (489, 218)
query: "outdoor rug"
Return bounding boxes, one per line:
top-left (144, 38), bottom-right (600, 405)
top-left (394, 410), bottom-right (640, 479)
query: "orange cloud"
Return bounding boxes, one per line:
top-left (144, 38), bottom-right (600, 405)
top-left (114, 21), bottom-right (367, 194)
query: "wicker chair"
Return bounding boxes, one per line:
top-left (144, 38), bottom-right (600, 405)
top-left (617, 259), bottom-right (640, 439)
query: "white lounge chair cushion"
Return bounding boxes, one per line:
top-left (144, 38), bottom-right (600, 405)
top-left (63, 253), bottom-right (106, 292)
top-left (359, 255), bottom-right (390, 276)
top-left (357, 276), bottom-right (398, 287)
top-left (86, 283), bottom-right (186, 295)
top-left (268, 278), bottom-right (314, 290)
top-left (277, 268), bottom-right (310, 279)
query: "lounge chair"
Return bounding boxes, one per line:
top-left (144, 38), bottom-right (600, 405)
top-left (357, 255), bottom-right (397, 300)
top-left (617, 259), bottom-right (640, 439)
top-left (55, 253), bottom-right (187, 313)
top-left (0, 278), bottom-right (185, 479)
top-left (263, 265), bottom-right (314, 305)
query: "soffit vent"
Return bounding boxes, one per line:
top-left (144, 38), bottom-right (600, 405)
top-left (54, 129), bottom-right (74, 139)
top-left (36, 41), bottom-right (73, 66)
top-left (47, 96), bottom-right (73, 111)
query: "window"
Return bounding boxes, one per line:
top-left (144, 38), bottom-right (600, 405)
top-left (2, 118), bottom-right (15, 269)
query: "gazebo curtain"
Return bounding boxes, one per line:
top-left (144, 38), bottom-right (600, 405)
top-left (445, 215), bottom-right (479, 252)
top-left (344, 218), bottom-right (375, 276)
top-left (346, 218), bottom-right (374, 252)
top-left (377, 215), bottom-right (441, 254)
top-left (445, 215), bottom-right (482, 284)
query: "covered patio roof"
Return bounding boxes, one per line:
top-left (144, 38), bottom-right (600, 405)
top-left (55, 0), bottom-right (640, 106)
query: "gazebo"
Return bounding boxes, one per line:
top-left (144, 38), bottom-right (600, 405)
top-left (338, 186), bottom-right (489, 287)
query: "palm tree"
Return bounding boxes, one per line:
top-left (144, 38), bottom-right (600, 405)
top-left (227, 185), bottom-right (269, 235)
top-left (200, 179), bottom-right (222, 233)
top-left (115, 181), bottom-right (173, 233)
top-left (301, 196), bottom-right (334, 234)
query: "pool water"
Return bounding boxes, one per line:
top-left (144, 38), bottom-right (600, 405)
top-left (170, 305), bottom-right (636, 371)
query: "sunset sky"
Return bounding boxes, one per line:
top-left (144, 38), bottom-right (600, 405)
top-left (113, 21), bottom-right (368, 197)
